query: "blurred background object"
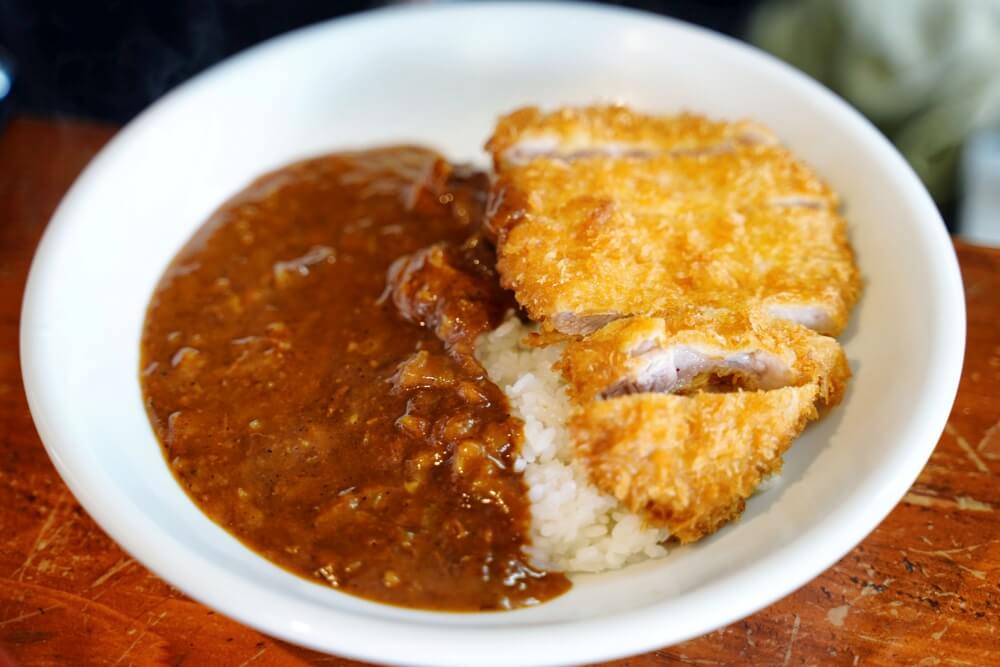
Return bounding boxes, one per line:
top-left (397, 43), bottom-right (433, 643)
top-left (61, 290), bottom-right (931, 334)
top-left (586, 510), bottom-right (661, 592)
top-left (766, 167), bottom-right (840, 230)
top-left (751, 0), bottom-right (1000, 242)
top-left (0, 0), bottom-right (755, 123)
top-left (0, 46), bottom-right (13, 131)
top-left (1, 0), bottom-right (996, 242)
top-left (959, 127), bottom-right (1000, 246)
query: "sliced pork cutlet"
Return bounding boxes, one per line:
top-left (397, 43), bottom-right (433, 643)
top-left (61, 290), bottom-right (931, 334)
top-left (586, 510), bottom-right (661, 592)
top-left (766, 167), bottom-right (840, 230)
top-left (570, 386), bottom-right (819, 543)
top-left (485, 106), bottom-right (860, 335)
top-left (487, 105), bottom-right (777, 165)
top-left (561, 313), bottom-right (849, 543)
top-left (557, 310), bottom-right (849, 407)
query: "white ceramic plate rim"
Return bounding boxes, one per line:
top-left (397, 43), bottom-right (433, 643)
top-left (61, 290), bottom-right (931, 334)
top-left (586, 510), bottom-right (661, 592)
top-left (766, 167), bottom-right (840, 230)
top-left (21, 3), bottom-right (965, 666)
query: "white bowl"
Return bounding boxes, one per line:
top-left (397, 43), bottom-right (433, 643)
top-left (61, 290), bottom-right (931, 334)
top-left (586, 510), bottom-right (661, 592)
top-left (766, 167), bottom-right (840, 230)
top-left (21, 3), bottom-right (964, 666)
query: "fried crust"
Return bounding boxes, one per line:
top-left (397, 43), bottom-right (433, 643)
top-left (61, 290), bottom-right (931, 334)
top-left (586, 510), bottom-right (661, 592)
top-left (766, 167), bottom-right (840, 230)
top-left (487, 106), bottom-right (778, 164)
top-left (485, 106), bottom-right (860, 336)
top-left (558, 311), bottom-right (850, 406)
top-left (484, 106), bottom-right (859, 544)
top-left (570, 386), bottom-right (819, 543)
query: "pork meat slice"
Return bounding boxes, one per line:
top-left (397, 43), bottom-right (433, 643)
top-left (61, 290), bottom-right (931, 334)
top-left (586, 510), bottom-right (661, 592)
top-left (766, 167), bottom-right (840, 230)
top-left (558, 312), bottom-right (849, 406)
top-left (488, 106), bottom-right (778, 167)
top-left (560, 311), bottom-right (849, 542)
top-left (484, 105), bottom-right (860, 336)
top-left (571, 385), bottom-right (820, 543)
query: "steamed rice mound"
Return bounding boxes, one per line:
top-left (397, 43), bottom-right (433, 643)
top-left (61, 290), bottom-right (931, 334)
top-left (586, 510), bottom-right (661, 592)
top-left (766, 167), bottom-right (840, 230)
top-left (475, 317), bottom-right (668, 572)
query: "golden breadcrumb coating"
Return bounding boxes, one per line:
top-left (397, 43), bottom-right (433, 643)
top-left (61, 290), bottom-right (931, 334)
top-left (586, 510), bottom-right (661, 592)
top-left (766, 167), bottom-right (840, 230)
top-left (483, 105), bottom-right (860, 545)
top-left (558, 310), bottom-right (849, 407)
top-left (487, 106), bottom-right (778, 163)
top-left (485, 105), bottom-right (860, 336)
top-left (570, 386), bottom-right (819, 543)
top-left (559, 311), bottom-right (848, 541)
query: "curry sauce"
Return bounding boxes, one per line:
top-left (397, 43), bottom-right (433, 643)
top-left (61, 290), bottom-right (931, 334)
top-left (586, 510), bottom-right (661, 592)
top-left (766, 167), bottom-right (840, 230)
top-left (140, 147), bottom-right (569, 610)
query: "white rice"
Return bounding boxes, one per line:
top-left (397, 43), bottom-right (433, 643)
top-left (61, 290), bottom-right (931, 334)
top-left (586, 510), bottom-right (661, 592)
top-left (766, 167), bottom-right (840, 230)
top-left (475, 317), bottom-right (669, 573)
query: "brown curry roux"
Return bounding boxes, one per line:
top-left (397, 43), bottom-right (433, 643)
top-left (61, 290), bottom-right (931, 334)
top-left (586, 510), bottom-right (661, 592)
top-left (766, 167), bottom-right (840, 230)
top-left (140, 147), bottom-right (569, 610)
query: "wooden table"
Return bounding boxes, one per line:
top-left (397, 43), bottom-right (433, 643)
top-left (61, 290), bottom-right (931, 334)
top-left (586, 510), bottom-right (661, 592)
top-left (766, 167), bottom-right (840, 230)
top-left (1, 117), bottom-right (997, 666)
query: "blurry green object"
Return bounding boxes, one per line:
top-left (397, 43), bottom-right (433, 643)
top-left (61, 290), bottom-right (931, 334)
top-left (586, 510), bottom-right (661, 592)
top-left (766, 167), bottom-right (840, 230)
top-left (750, 0), bottom-right (1000, 204)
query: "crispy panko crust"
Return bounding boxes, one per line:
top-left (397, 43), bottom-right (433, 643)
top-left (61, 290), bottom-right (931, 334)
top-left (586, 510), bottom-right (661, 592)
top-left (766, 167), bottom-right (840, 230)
top-left (484, 105), bottom-right (859, 544)
top-left (485, 106), bottom-right (860, 336)
top-left (557, 310), bottom-right (850, 407)
top-left (560, 311), bottom-right (848, 541)
top-left (570, 386), bottom-right (819, 543)
top-left (487, 106), bottom-right (778, 164)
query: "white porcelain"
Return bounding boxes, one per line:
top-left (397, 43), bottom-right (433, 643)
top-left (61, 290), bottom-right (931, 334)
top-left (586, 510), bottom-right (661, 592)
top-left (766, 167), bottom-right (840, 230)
top-left (20, 4), bottom-right (964, 666)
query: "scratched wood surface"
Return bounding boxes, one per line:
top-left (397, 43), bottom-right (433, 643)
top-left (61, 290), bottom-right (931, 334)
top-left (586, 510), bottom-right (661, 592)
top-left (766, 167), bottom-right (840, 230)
top-left (1, 117), bottom-right (998, 667)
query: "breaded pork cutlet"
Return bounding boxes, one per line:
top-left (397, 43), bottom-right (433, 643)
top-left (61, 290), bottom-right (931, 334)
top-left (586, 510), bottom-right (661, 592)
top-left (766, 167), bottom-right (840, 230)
top-left (483, 106), bottom-right (859, 543)
top-left (485, 106), bottom-right (860, 335)
top-left (557, 310), bottom-right (849, 407)
top-left (558, 312), bottom-right (849, 542)
top-left (570, 385), bottom-right (820, 543)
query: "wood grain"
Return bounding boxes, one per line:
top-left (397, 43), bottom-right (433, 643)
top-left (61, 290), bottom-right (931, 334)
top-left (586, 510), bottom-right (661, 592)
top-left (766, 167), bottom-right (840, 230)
top-left (1, 118), bottom-right (997, 666)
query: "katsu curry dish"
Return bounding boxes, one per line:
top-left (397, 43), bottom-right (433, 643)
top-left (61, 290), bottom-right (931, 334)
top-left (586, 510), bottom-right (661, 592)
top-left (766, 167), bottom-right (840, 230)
top-left (140, 106), bottom-right (860, 611)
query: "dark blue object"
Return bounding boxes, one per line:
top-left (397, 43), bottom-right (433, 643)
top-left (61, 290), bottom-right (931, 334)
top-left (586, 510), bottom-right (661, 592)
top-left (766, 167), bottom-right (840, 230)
top-left (0, 1), bottom-right (755, 123)
top-left (0, 47), bottom-right (13, 131)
